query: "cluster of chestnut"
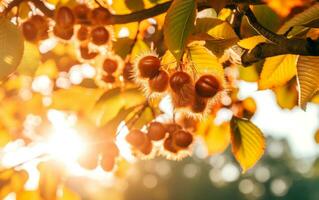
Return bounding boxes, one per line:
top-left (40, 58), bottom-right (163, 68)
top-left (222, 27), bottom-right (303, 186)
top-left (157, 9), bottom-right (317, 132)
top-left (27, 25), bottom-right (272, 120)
top-left (22, 15), bottom-right (49, 42)
top-left (21, 4), bottom-right (112, 60)
top-left (77, 140), bottom-right (119, 172)
top-left (126, 121), bottom-right (193, 157)
top-left (136, 55), bottom-right (223, 115)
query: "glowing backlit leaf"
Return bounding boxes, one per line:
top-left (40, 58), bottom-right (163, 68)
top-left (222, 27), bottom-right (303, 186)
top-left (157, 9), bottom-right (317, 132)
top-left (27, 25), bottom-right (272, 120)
top-left (273, 80), bottom-right (298, 110)
top-left (278, 3), bottom-right (319, 36)
top-left (197, 115), bottom-right (230, 155)
top-left (130, 39), bottom-right (150, 62)
top-left (0, 18), bottom-right (24, 81)
top-left (264, 0), bottom-right (304, 17)
top-left (296, 56), bottom-right (319, 110)
top-left (230, 117), bottom-right (265, 173)
top-left (259, 55), bottom-right (298, 90)
top-left (17, 42), bottom-right (40, 76)
top-left (238, 65), bottom-right (259, 82)
top-left (237, 36), bottom-right (267, 50)
top-left (315, 129), bottom-right (319, 144)
top-left (51, 86), bottom-right (104, 113)
top-left (93, 88), bottom-right (145, 126)
top-left (164, 0), bottom-right (196, 61)
top-left (195, 18), bottom-right (237, 40)
top-left (187, 43), bottom-right (224, 77)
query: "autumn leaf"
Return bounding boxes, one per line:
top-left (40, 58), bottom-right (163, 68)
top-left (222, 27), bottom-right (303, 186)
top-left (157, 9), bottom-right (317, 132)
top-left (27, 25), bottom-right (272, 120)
top-left (17, 41), bottom-right (40, 76)
top-left (278, 3), bottom-right (319, 36)
top-left (187, 43), bottom-right (224, 77)
top-left (197, 115), bottom-right (230, 156)
top-left (230, 117), bottom-right (265, 173)
top-left (296, 56), bottom-right (319, 110)
top-left (263, 0), bottom-right (305, 17)
top-left (273, 80), bottom-right (298, 110)
top-left (0, 18), bottom-right (24, 81)
top-left (237, 36), bottom-right (267, 50)
top-left (164, 0), bottom-right (197, 61)
top-left (314, 129), bottom-right (319, 144)
top-left (259, 55), bottom-right (298, 90)
top-left (92, 87), bottom-right (145, 126)
top-left (195, 18), bottom-right (238, 40)
top-left (130, 39), bottom-right (150, 62)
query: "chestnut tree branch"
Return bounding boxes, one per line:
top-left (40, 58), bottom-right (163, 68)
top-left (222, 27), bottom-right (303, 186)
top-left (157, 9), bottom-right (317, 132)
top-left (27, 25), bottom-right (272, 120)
top-left (239, 5), bottom-right (319, 66)
top-left (4, 0), bottom-right (262, 25)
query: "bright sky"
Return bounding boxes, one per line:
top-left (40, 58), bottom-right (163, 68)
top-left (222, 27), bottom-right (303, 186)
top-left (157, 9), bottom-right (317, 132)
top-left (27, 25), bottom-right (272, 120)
top-left (238, 81), bottom-right (319, 158)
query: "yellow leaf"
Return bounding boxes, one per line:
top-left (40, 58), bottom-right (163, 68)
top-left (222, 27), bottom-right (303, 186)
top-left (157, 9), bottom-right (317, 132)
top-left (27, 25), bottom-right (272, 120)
top-left (238, 65), bottom-right (259, 82)
top-left (197, 116), bottom-right (230, 155)
top-left (273, 80), bottom-right (298, 109)
top-left (35, 59), bottom-right (58, 79)
top-left (314, 129), bottom-right (319, 144)
top-left (237, 36), bottom-right (267, 50)
top-left (0, 18), bottom-right (24, 81)
top-left (57, 186), bottom-right (81, 200)
top-left (195, 18), bottom-right (237, 40)
top-left (16, 191), bottom-right (42, 200)
top-left (0, 129), bottom-right (11, 147)
top-left (259, 55), bottom-right (298, 90)
top-left (51, 86), bottom-right (104, 113)
top-left (162, 50), bottom-right (177, 71)
top-left (38, 161), bottom-right (64, 200)
top-left (230, 117), bottom-right (265, 173)
top-left (130, 39), bottom-right (150, 62)
top-left (187, 43), bottom-right (224, 77)
top-left (296, 56), bottom-right (319, 110)
top-left (17, 42), bottom-right (40, 76)
top-left (92, 88), bottom-right (145, 126)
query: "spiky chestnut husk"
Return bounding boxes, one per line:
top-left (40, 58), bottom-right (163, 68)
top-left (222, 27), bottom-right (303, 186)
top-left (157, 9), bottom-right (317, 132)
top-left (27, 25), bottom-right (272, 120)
top-left (100, 154), bottom-right (115, 172)
top-left (169, 71), bottom-right (195, 108)
top-left (30, 15), bottom-right (49, 40)
top-left (147, 122), bottom-right (166, 141)
top-left (55, 6), bottom-right (75, 29)
top-left (103, 58), bottom-right (118, 74)
top-left (79, 45), bottom-right (99, 60)
top-left (91, 26), bottom-right (110, 45)
top-left (77, 149), bottom-right (99, 170)
top-left (126, 129), bottom-right (146, 147)
top-left (195, 75), bottom-right (221, 98)
top-left (123, 62), bottom-right (134, 82)
top-left (173, 130), bottom-right (193, 148)
top-left (73, 4), bottom-right (90, 21)
top-left (137, 137), bottom-right (153, 155)
top-left (22, 21), bottom-right (38, 41)
top-left (138, 55), bottom-right (161, 78)
top-left (191, 95), bottom-right (208, 113)
top-left (77, 25), bottom-right (89, 41)
top-left (99, 141), bottom-right (119, 157)
top-left (91, 7), bottom-right (112, 25)
top-left (102, 74), bottom-right (116, 83)
top-left (148, 70), bottom-right (169, 93)
top-left (53, 26), bottom-right (74, 40)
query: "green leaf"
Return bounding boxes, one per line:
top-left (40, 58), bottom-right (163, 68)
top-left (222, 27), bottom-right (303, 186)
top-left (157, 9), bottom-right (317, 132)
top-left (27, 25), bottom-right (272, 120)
top-left (296, 56), bottom-right (319, 110)
top-left (278, 3), bottom-right (319, 36)
top-left (164, 0), bottom-right (196, 61)
top-left (93, 87), bottom-right (145, 126)
top-left (0, 18), bottom-right (24, 81)
top-left (17, 42), bottom-right (40, 76)
top-left (230, 117), bottom-right (265, 173)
